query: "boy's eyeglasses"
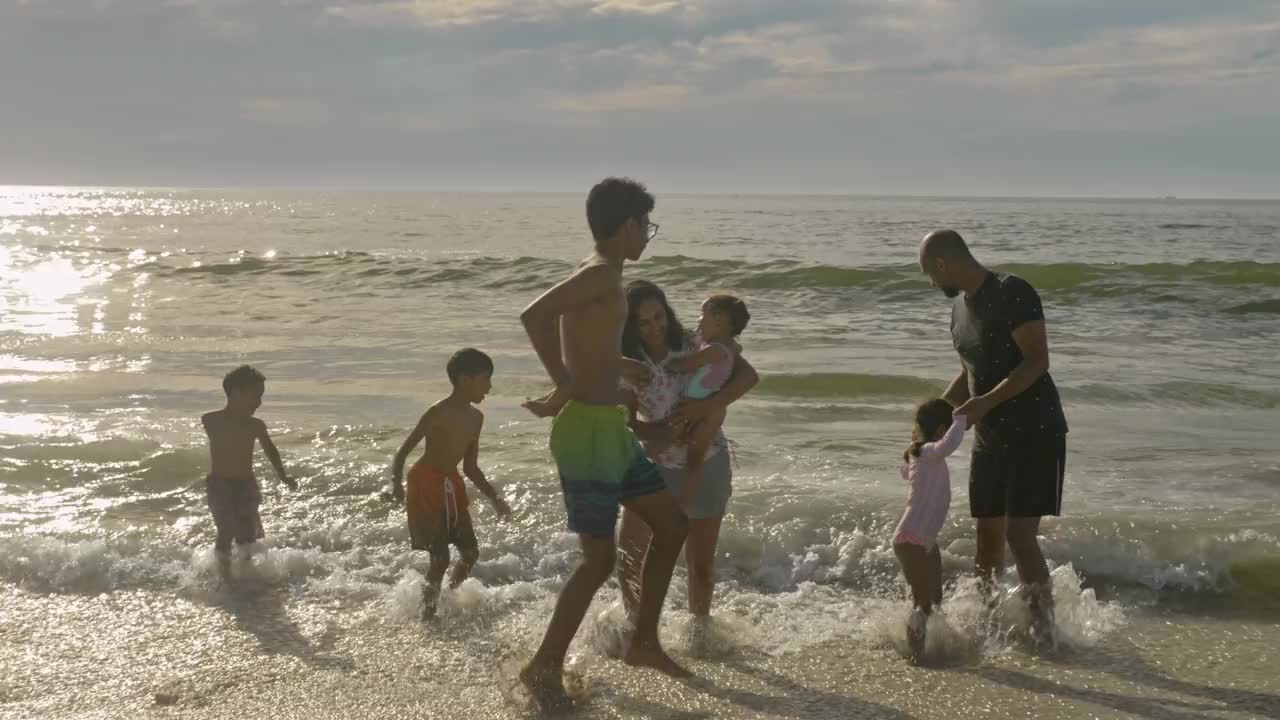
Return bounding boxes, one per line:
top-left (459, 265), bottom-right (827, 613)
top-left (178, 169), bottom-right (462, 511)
top-left (647, 222), bottom-right (660, 240)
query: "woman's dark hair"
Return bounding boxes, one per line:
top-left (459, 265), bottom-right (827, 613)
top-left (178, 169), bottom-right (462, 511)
top-left (904, 398), bottom-right (954, 463)
top-left (621, 280), bottom-right (686, 361)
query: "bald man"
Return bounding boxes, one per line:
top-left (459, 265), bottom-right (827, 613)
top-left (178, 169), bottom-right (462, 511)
top-left (919, 229), bottom-right (1068, 644)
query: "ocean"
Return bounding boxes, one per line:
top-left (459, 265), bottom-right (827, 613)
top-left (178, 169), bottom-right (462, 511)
top-left (2, 187), bottom-right (1278, 719)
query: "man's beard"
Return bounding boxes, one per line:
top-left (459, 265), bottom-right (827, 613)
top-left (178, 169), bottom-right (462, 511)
top-left (941, 287), bottom-right (960, 298)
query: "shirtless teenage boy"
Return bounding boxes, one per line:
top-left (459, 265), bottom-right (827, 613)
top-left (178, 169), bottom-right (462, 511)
top-left (519, 178), bottom-right (690, 708)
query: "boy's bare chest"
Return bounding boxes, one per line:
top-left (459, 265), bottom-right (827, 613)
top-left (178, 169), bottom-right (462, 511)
top-left (206, 420), bottom-right (256, 453)
top-left (427, 413), bottom-right (478, 448)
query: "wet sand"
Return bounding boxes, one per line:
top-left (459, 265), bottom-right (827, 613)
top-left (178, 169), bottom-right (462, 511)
top-left (3, 584), bottom-right (1277, 720)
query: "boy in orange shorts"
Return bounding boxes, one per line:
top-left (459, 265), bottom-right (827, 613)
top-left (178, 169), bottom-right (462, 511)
top-left (391, 348), bottom-right (511, 618)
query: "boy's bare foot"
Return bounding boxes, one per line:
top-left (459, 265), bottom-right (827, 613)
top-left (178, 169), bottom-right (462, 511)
top-left (1023, 584), bottom-right (1056, 648)
top-left (1029, 604), bottom-right (1056, 648)
top-left (216, 552), bottom-right (233, 588)
top-left (624, 640), bottom-right (692, 678)
top-left (519, 662), bottom-right (571, 711)
top-left (906, 607), bottom-right (927, 664)
top-left (686, 616), bottom-right (711, 658)
top-left (421, 592), bottom-right (439, 621)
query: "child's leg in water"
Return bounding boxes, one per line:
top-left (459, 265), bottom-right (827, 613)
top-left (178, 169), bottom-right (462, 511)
top-left (929, 544), bottom-right (943, 608)
top-left (232, 541), bottom-right (254, 582)
top-left (449, 545), bottom-right (479, 589)
top-left (215, 549), bottom-right (233, 586)
top-left (424, 548), bottom-right (450, 618)
top-left (894, 542), bottom-right (940, 661)
top-left (446, 514), bottom-right (480, 590)
top-left (683, 407), bottom-right (726, 506)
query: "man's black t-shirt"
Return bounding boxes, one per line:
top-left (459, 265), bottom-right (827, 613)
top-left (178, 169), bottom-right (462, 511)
top-left (951, 273), bottom-right (1068, 443)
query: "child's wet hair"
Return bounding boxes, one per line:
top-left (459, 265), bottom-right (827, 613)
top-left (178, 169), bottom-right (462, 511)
top-left (904, 398), bottom-right (954, 462)
top-left (704, 294), bottom-right (750, 337)
top-left (447, 348), bottom-right (494, 385)
top-left (222, 365), bottom-right (265, 396)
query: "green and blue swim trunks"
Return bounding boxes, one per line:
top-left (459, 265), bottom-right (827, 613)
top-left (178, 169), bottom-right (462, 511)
top-left (550, 400), bottom-right (666, 537)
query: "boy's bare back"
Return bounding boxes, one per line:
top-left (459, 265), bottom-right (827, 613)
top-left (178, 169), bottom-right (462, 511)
top-left (410, 398), bottom-right (483, 475)
top-left (559, 258), bottom-right (627, 404)
top-left (202, 409), bottom-right (267, 480)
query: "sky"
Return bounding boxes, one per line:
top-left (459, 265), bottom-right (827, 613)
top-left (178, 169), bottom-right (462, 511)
top-left (1, 0), bottom-right (1278, 197)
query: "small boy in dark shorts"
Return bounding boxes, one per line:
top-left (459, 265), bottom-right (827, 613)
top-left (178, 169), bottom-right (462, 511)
top-left (201, 365), bottom-right (296, 586)
top-left (390, 349), bottom-right (511, 618)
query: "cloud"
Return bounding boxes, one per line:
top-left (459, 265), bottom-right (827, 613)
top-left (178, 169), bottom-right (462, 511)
top-left (554, 82), bottom-right (690, 114)
top-left (327, 0), bottom-right (687, 28)
top-left (0, 0), bottom-right (1278, 194)
top-left (240, 97), bottom-right (334, 127)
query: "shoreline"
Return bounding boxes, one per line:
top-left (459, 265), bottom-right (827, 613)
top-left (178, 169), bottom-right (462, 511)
top-left (3, 583), bottom-right (1277, 720)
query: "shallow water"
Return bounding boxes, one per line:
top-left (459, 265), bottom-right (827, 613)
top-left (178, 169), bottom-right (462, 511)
top-left (2, 188), bottom-right (1279, 717)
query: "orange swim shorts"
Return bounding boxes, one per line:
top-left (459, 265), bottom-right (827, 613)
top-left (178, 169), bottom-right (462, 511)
top-left (406, 463), bottom-right (476, 555)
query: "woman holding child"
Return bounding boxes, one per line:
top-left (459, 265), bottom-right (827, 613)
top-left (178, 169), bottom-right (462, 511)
top-left (615, 280), bottom-right (758, 634)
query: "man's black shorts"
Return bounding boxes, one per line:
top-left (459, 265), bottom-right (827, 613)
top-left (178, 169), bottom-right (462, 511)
top-left (969, 432), bottom-right (1066, 518)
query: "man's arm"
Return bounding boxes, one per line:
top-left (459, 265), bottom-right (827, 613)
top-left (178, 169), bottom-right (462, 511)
top-left (520, 263), bottom-right (615, 387)
top-left (255, 420), bottom-right (296, 490)
top-left (957, 320), bottom-right (1050, 423)
top-left (391, 411), bottom-right (430, 501)
top-left (942, 368), bottom-right (970, 407)
top-left (669, 353), bottom-right (760, 425)
top-left (462, 419), bottom-right (511, 519)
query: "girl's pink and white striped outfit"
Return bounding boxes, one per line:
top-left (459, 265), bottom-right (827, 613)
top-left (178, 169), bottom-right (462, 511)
top-left (893, 414), bottom-right (967, 548)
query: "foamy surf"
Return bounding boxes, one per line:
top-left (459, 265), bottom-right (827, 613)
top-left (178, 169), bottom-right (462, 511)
top-left (4, 521), bottom-right (1264, 614)
top-left (583, 600), bottom-right (746, 662)
top-left (673, 613), bottom-right (749, 659)
top-left (868, 562), bottom-right (1126, 666)
top-left (586, 602), bottom-right (634, 659)
top-left (497, 650), bottom-right (591, 715)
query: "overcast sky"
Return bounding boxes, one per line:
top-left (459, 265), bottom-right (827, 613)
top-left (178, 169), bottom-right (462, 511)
top-left (2, 1), bottom-right (1278, 197)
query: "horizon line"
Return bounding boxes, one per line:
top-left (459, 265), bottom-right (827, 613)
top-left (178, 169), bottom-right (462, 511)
top-left (1, 183), bottom-right (1277, 203)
